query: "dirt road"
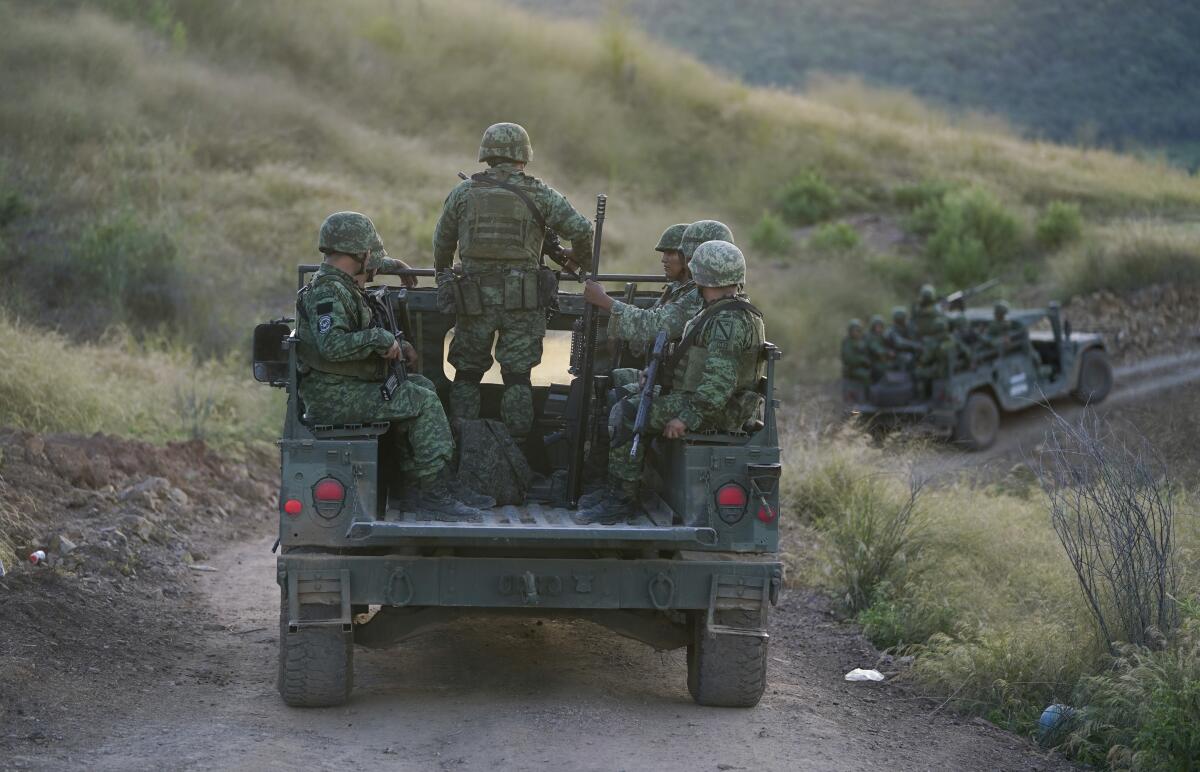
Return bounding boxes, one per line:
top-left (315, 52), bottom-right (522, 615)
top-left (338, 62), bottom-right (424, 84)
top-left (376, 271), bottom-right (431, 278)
top-left (0, 532), bottom-right (1063, 772)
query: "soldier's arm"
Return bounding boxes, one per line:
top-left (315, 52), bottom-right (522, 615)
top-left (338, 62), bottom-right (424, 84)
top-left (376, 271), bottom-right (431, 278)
top-left (432, 184), bottom-right (467, 272)
top-left (608, 289), bottom-right (701, 350)
top-left (541, 186), bottom-right (593, 266)
top-left (310, 284), bottom-right (395, 362)
top-left (674, 311), bottom-right (749, 430)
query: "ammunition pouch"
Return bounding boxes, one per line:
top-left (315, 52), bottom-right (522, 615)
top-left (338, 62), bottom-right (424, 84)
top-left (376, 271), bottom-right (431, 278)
top-left (537, 266), bottom-right (559, 309)
top-left (455, 270), bottom-right (544, 315)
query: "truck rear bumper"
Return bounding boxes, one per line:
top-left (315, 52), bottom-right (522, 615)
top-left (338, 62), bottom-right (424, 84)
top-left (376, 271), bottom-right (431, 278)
top-left (278, 553), bottom-right (782, 613)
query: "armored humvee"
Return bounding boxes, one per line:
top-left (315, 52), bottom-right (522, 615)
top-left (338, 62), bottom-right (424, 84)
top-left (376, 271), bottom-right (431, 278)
top-left (843, 302), bottom-right (1113, 450)
top-left (253, 265), bottom-right (783, 708)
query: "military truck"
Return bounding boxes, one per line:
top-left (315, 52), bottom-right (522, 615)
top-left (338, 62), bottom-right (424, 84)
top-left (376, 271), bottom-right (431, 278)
top-left (253, 265), bottom-right (783, 708)
top-left (843, 302), bottom-right (1113, 450)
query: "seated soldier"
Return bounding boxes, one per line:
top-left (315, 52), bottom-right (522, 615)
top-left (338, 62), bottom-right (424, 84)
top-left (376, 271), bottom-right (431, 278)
top-left (914, 317), bottom-right (953, 398)
top-left (865, 314), bottom-right (894, 381)
top-left (574, 241), bottom-right (765, 524)
top-left (295, 211), bottom-right (490, 521)
top-left (581, 221), bottom-right (727, 394)
top-left (984, 300), bottom-right (1025, 356)
top-left (948, 314), bottom-right (978, 369)
top-left (840, 319), bottom-right (872, 387)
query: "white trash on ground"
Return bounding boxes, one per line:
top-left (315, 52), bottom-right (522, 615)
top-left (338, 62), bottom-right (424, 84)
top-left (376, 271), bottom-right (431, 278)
top-left (844, 668), bottom-right (885, 682)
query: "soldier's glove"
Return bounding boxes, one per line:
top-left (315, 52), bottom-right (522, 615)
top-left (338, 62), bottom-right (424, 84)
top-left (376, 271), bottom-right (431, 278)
top-left (435, 270), bottom-right (457, 314)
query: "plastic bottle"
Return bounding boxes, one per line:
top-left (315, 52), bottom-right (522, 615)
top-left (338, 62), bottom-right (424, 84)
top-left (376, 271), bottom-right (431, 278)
top-left (29, 550), bottom-right (47, 565)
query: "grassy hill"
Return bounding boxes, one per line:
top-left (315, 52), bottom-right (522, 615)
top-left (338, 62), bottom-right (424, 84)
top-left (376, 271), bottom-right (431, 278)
top-left (516, 0), bottom-right (1200, 168)
top-left (1, 0), bottom-right (1199, 407)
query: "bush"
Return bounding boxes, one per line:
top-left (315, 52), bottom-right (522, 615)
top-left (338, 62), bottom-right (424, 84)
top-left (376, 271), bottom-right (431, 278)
top-left (892, 179), bottom-right (954, 211)
top-left (1035, 201), bottom-right (1084, 251)
top-left (1053, 223), bottom-right (1200, 296)
top-left (71, 209), bottom-right (186, 329)
top-left (0, 190), bottom-right (29, 228)
top-left (916, 188), bottom-right (1023, 286)
top-left (857, 582), bottom-right (957, 650)
top-left (749, 212), bottom-right (793, 255)
top-left (809, 222), bottom-right (860, 253)
top-left (776, 171), bottom-right (840, 226)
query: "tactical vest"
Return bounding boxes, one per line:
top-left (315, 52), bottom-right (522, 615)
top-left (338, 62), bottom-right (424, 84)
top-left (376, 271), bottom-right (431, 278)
top-left (675, 298), bottom-right (766, 395)
top-left (295, 275), bottom-right (386, 381)
top-left (459, 174), bottom-right (544, 264)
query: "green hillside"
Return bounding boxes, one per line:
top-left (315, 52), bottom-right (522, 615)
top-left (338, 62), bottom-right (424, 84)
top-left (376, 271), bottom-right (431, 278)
top-left (1, 0), bottom-right (1199, 383)
top-left (516, 0), bottom-right (1200, 168)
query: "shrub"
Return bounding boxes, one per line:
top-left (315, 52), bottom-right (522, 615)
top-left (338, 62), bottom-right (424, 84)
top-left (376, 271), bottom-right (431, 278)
top-left (776, 171), bottom-right (840, 226)
top-left (1035, 201), bottom-right (1084, 251)
top-left (892, 179), bottom-right (954, 211)
top-left (0, 190), bottom-right (29, 228)
top-left (857, 582), bottom-right (957, 650)
top-left (1052, 223), bottom-right (1200, 296)
top-left (749, 212), bottom-right (793, 256)
top-left (917, 188), bottom-right (1023, 286)
top-left (71, 209), bottom-right (185, 329)
top-left (809, 222), bottom-right (860, 253)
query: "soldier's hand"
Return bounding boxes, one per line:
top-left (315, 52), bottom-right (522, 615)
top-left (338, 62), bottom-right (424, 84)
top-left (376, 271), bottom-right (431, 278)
top-left (393, 258), bottom-right (418, 289)
top-left (400, 341), bottom-right (418, 368)
top-left (582, 280), bottom-right (613, 310)
top-left (662, 418), bottom-right (688, 439)
top-left (383, 341), bottom-right (403, 361)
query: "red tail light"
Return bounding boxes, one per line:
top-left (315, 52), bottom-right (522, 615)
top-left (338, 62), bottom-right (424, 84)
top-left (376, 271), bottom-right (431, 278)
top-left (283, 498), bottom-right (303, 516)
top-left (312, 478), bottom-right (346, 519)
top-left (716, 484), bottom-right (748, 507)
top-left (757, 505), bottom-right (777, 523)
top-left (315, 479), bottom-right (344, 501)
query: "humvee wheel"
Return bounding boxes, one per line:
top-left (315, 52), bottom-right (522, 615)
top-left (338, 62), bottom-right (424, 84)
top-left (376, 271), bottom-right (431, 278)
top-left (278, 596), bottom-right (354, 707)
top-left (686, 609), bottom-right (768, 707)
top-left (953, 391), bottom-right (999, 451)
top-left (1072, 349), bottom-right (1114, 405)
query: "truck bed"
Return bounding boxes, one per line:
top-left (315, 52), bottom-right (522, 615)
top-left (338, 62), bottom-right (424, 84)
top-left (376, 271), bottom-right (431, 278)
top-left (342, 500), bottom-right (719, 547)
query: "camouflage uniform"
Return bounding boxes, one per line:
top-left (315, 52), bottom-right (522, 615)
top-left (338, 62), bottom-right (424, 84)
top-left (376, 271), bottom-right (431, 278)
top-left (607, 221), bottom-right (729, 393)
top-left (841, 319), bottom-right (872, 386)
top-left (914, 318), bottom-right (968, 391)
top-left (984, 301), bottom-right (1025, 356)
top-left (433, 123), bottom-right (593, 437)
top-left (865, 314), bottom-right (892, 380)
top-left (912, 284), bottom-right (945, 339)
top-left (579, 241), bottom-right (764, 522)
top-left (296, 266), bottom-right (453, 484)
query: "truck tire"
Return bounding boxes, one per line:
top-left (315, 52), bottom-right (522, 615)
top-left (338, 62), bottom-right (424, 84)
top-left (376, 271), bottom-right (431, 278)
top-left (1072, 349), bottom-right (1114, 405)
top-left (686, 609), bottom-right (768, 708)
top-left (277, 597), bottom-right (354, 707)
top-left (953, 391), bottom-right (999, 451)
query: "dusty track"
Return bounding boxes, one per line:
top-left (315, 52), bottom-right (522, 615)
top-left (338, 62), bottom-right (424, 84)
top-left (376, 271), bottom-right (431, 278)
top-left (3, 533), bottom-right (1065, 771)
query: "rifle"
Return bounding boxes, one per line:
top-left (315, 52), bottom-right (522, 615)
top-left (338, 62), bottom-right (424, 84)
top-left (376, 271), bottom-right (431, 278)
top-left (629, 330), bottom-right (668, 458)
top-left (566, 194), bottom-right (606, 507)
top-left (369, 287), bottom-right (408, 401)
top-left (941, 278), bottom-right (999, 312)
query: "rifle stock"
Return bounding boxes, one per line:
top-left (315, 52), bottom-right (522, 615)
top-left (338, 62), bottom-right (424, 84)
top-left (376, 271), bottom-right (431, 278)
top-left (566, 194), bottom-right (606, 507)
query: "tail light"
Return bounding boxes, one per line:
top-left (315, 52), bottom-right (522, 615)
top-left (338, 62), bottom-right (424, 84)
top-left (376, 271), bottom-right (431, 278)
top-left (312, 478), bottom-right (346, 519)
top-left (283, 498), bottom-right (303, 516)
top-left (748, 463), bottom-right (782, 527)
top-left (715, 483), bottom-right (748, 524)
top-left (757, 505), bottom-right (777, 523)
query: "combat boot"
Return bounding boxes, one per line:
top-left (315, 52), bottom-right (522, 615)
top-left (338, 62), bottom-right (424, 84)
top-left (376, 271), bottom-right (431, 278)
top-left (572, 486), bottom-right (640, 526)
top-left (413, 476), bottom-right (485, 523)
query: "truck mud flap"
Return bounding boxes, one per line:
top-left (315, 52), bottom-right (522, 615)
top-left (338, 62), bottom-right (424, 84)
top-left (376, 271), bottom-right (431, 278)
top-left (283, 567), bottom-right (352, 631)
top-left (706, 573), bottom-right (775, 638)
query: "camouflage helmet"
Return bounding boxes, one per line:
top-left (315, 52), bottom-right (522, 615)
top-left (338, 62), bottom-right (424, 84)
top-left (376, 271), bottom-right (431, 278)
top-left (892, 306), bottom-right (908, 321)
top-left (995, 300), bottom-right (1010, 316)
top-left (366, 231), bottom-right (389, 272)
top-left (654, 223), bottom-right (689, 253)
top-left (680, 219), bottom-right (734, 261)
top-left (919, 284), bottom-right (936, 302)
top-left (932, 317), bottom-right (948, 333)
top-left (848, 318), bottom-right (863, 332)
top-left (319, 211), bottom-right (378, 261)
top-left (478, 122), bottom-right (532, 164)
top-left (690, 240), bottom-right (746, 287)
top-left (869, 314), bottom-right (884, 327)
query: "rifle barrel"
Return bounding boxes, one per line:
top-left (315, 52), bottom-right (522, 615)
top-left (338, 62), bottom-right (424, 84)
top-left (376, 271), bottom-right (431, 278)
top-left (297, 264), bottom-right (669, 287)
top-left (566, 195), bottom-right (606, 507)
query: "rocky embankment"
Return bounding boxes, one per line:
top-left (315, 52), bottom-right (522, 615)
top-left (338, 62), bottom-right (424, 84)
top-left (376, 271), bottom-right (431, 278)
top-left (1063, 284), bottom-right (1200, 365)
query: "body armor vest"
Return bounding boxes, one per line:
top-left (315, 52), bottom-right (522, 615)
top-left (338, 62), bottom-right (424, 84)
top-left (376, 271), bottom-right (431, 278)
top-left (459, 176), bottom-right (544, 264)
top-left (675, 298), bottom-right (766, 394)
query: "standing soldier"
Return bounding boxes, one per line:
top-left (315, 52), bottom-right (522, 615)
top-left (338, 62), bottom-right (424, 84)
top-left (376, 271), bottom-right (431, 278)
top-left (575, 241), bottom-right (766, 523)
top-left (433, 122), bottom-right (594, 439)
top-left (865, 314), bottom-right (893, 380)
top-left (911, 284), bottom-right (945, 339)
top-left (840, 319), bottom-right (872, 388)
top-left (296, 212), bottom-right (487, 521)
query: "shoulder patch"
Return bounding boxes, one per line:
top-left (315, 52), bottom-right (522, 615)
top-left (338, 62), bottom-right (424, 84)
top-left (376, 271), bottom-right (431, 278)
top-left (712, 318), bottom-right (735, 342)
top-left (316, 301), bottom-right (333, 314)
top-left (318, 315), bottom-right (333, 334)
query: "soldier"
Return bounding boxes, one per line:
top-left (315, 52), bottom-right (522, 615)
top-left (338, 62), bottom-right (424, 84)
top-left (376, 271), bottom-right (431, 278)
top-left (584, 220), bottom-right (730, 392)
top-left (885, 306), bottom-right (920, 357)
top-left (840, 319), bottom-right (872, 387)
top-left (295, 212), bottom-right (488, 521)
top-left (984, 301), bottom-right (1025, 355)
top-left (575, 241), bottom-right (766, 524)
top-left (914, 317), bottom-right (950, 396)
top-left (911, 283), bottom-right (945, 339)
top-left (865, 314), bottom-right (893, 380)
top-left (433, 122), bottom-right (594, 439)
